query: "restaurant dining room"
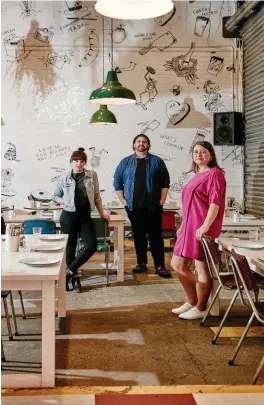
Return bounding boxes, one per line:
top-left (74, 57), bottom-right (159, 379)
top-left (1, 1), bottom-right (264, 404)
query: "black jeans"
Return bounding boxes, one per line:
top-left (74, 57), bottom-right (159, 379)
top-left (126, 206), bottom-right (165, 267)
top-left (60, 209), bottom-right (97, 274)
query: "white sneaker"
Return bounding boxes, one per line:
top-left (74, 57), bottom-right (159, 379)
top-left (179, 307), bottom-right (207, 320)
top-left (172, 302), bottom-right (194, 315)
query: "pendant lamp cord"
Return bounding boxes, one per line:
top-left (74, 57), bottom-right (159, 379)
top-left (111, 18), bottom-right (114, 71)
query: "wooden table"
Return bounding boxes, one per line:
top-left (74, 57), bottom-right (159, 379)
top-left (222, 217), bottom-right (264, 232)
top-left (217, 236), bottom-right (264, 277)
top-left (4, 214), bottom-right (126, 282)
top-left (1, 235), bottom-right (67, 388)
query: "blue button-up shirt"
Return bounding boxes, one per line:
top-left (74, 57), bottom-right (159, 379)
top-left (113, 153), bottom-right (170, 210)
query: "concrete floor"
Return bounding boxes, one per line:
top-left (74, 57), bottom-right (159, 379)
top-left (1, 249), bottom-right (264, 388)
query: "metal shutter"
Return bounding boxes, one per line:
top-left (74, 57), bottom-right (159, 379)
top-left (241, 5), bottom-right (264, 217)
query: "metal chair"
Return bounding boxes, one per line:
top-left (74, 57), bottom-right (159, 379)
top-left (1, 217), bottom-right (26, 320)
top-left (1, 291), bottom-right (18, 340)
top-left (23, 219), bottom-right (56, 234)
top-left (78, 218), bottom-right (113, 286)
top-left (201, 236), bottom-right (239, 345)
top-left (161, 210), bottom-right (177, 240)
top-left (228, 250), bottom-right (264, 367)
top-left (252, 354), bottom-right (264, 384)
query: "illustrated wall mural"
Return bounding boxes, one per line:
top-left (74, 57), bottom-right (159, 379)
top-left (1, 1), bottom-right (243, 208)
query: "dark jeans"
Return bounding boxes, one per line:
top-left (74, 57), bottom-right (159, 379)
top-left (60, 209), bottom-right (97, 274)
top-left (126, 206), bottom-right (165, 267)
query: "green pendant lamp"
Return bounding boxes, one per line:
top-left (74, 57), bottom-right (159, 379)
top-left (90, 104), bottom-right (117, 125)
top-left (89, 18), bottom-right (136, 106)
top-left (89, 17), bottom-right (117, 125)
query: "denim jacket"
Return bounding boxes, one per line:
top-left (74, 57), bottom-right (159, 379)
top-left (53, 169), bottom-right (102, 212)
top-left (113, 153), bottom-right (170, 210)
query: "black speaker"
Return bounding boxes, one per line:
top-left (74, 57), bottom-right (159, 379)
top-left (213, 112), bottom-right (244, 146)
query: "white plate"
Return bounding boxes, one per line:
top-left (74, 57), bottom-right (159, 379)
top-left (32, 244), bottom-right (64, 252)
top-left (20, 258), bottom-right (60, 266)
top-left (233, 241), bottom-right (264, 249)
top-left (39, 235), bottom-right (65, 241)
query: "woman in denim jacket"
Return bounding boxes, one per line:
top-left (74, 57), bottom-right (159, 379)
top-left (53, 147), bottom-right (109, 293)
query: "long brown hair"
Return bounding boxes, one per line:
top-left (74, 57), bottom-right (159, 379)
top-left (191, 141), bottom-right (223, 172)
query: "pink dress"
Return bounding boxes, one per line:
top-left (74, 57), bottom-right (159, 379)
top-left (173, 167), bottom-right (226, 261)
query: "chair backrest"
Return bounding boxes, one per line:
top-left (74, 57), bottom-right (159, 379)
top-left (162, 211), bottom-right (176, 231)
top-left (230, 250), bottom-right (256, 291)
top-left (230, 250), bottom-right (264, 324)
top-left (92, 217), bottom-right (109, 239)
top-left (201, 235), bottom-right (222, 281)
top-left (23, 219), bottom-right (56, 234)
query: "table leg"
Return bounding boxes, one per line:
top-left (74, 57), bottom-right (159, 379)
top-left (117, 223), bottom-right (124, 282)
top-left (57, 250), bottom-right (66, 318)
top-left (42, 281), bottom-right (56, 387)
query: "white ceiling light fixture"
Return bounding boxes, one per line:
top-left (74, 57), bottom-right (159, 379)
top-left (95, 0), bottom-right (174, 20)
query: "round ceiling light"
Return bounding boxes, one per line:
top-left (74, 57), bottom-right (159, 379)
top-left (95, 0), bottom-right (174, 20)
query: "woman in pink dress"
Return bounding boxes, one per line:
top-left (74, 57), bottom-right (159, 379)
top-left (171, 141), bottom-right (226, 320)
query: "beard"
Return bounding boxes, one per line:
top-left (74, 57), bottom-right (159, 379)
top-left (135, 145), bottom-right (148, 152)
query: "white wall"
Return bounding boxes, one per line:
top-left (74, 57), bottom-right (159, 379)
top-left (1, 1), bottom-right (243, 209)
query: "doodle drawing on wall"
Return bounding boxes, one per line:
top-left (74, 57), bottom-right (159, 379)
top-left (4, 143), bottom-right (21, 162)
top-left (1, 169), bottom-right (17, 201)
top-left (38, 51), bottom-right (73, 69)
top-left (19, 1), bottom-right (38, 19)
top-left (3, 34), bottom-right (26, 59)
top-left (139, 31), bottom-right (177, 56)
top-left (64, 1), bottom-right (87, 15)
top-left (207, 56), bottom-right (224, 76)
top-left (136, 66), bottom-right (158, 110)
top-left (79, 31), bottom-right (99, 67)
top-left (170, 85), bottom-right (181, 96)
top-left (189, 131), bottom-right (205, 153)
top-left (111, 25), bottom-right (127, 43)
top-left (166, 100), bottom-right (190, 126)
top-left (164, 42), bottom-right (198, 85)
top-left (169, 170), bottom-right (193, 200)
top-left (89, 148), bottom-right (108, 168)
top-left (37, 87), bottom-right (88, 132)
top-left (194, 16), bottom-right (209, 37)
top-left (50, 167), bottom-right (67, 182)
top-left (33, 28), bottom-right (54, 44)
top-left (141, 119), bottom-right (160, 134)
top-left (108, 53), bottom-right (136, 73)
top-left (222, 146), bottom-right (242, 165)
top-left (203, 80), bottom-right (224, 115)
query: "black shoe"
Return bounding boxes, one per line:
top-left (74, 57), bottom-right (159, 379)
top-left (156, 266), bottom-right (172, 279)
top-left (133, 263), bottom-right (147, 273)
top-left (66, 268), bottom-right (73, 291)
top-left (72, 276), bottom-right (82, 293)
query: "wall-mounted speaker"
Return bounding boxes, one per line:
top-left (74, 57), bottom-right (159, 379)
top-left (213, 111), bottom-right (244, 146)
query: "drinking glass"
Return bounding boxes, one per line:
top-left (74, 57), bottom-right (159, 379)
top-left (249, 230), bottom-right (259, 241)
top-left (33, 227), bottom-right (42, 244)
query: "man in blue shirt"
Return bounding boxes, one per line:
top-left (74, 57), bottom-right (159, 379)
top-left (113, 134), bottom-right (171, 278)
